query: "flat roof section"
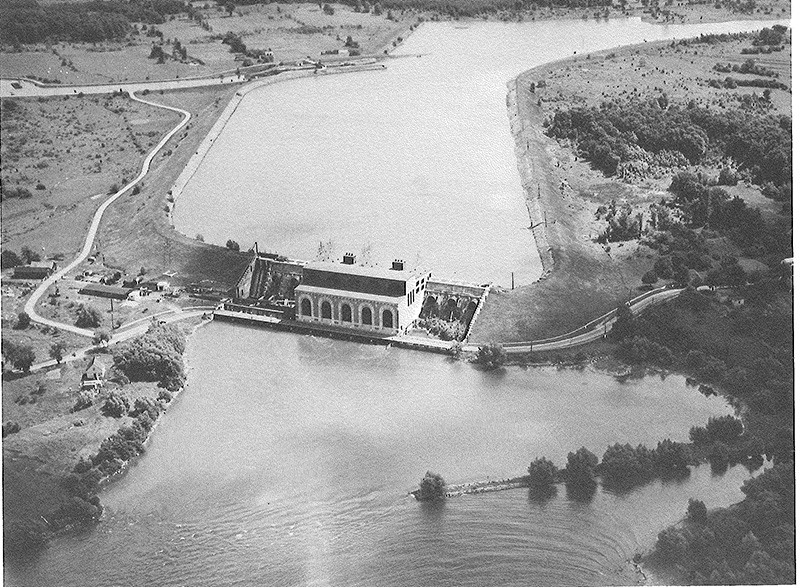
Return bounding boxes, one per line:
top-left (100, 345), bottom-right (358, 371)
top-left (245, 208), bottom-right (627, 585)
top-left (302, 261), bottom-right (425, 283)
top-left (295, 284), bottom-right (404, 305)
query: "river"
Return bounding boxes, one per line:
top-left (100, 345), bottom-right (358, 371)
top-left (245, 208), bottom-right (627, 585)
top-left (173, 17), bottom-right (784, 287)
top-left (6, 322), bottom-right (763, 586)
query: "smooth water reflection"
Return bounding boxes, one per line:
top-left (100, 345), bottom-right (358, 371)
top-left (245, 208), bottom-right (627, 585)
top-left (6, 323), bottom-right (763, 586)
top-left (174, 18), bottom-right (785, 286)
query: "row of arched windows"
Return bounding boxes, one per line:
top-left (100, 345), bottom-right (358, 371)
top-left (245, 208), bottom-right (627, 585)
top-left (299, 297), bottom-right (394, 329)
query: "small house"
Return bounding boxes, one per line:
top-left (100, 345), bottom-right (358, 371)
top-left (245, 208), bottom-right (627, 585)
top-left (81, 357), bottom-right (106, 390)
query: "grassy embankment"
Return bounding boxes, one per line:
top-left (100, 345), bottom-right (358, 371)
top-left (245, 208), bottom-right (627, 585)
top-left (470, 26), bottom-right (790, 344)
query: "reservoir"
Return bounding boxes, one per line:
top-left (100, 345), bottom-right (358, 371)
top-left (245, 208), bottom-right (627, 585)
top-left (7, 322), bottom-right (762, 586)
top-left (174, 17), bottom-right (784, 287)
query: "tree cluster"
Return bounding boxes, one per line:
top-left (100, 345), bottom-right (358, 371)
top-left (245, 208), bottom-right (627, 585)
top-left (2, 338), bottom-right (36, 372)
top-left (474, 342), bottom-right (507, 370)
top-left (112, 322), bottom-right (186, 391)
top-left (417, 471), bottom-right (446, 500)
top-left (546, 100), bottom-right (791, 196)
top-left (654, 462), bottom-right (794, 585)
top-left (0, 0), bottom-right (186, 45)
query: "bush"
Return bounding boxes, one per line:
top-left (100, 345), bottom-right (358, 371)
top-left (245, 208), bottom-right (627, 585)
top-left (528, 457), bottom-right (558, 487)
top-left (2, 421), bottom-right (21, 437)
top-left (72, 391), bottom-right (95, 412)
top-left (157, 389), bottom-right (173, 403)
top-left (474, 342), bottom-right (506, 370)
top-left (225, 239), bottom-right (240, 251)
top-left (417, 471), bottom-right (446, 501)
top-left (101, 391), bottom-right (130, 418)
top-left (49, 341), bottom-right (67, 363)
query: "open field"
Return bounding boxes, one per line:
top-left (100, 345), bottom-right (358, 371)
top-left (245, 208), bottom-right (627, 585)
top-left (470, 28), bottom-right (791, 343)
top-left (1, 94), bottom-right (181, 258)
top-left (0, 2), bottom-right (415, 85)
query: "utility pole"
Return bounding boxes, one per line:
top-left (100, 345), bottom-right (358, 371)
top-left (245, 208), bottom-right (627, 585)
top-left (110, 297), bottom-right (115, 330)
top-left (511, 272), bottom-right (515, 290)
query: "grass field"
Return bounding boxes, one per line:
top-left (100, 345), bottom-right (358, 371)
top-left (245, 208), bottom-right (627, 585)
top-left (0, 2), bottom-right (415, 85)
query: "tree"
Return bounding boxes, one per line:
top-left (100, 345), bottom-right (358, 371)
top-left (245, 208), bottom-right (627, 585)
top-left (49, 342), bottom-right (67, 364)
top-left (474, 342), bottom-right (506, 370)
top-left (1, 249), bottom-right (21, 269)
top-left (225, 239), bottom-right (240, 251)
top-left (93, 329), bottom-right (111, 345)
top-left (75, 304), bottom-right (102, 328)
top-left (225, 1), bottom-right (235, 16)
top-left (16, 312), bottom-right (31, 329)
top-left (610, 304), bottom-right (635, 341)
top-left (641, 270), bottom-right (658, 285)
top-left (20, 246), bottom-right (41, 264)
top-left (687, 498), bottom-right (707, 524)
top-left (9, 344), bottom-right (35, 372)
top-left (417, 471), bottom-right (446, 501)
top-left (564, 447), bottom-right (598, 489)
top-left (528, 457), bottom-right (558, 487)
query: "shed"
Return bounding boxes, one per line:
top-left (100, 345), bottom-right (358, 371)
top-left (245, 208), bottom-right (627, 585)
top-left (13, 261), bottom-right (57, 280)
top-left (78, 283), bottom-right (134, 300)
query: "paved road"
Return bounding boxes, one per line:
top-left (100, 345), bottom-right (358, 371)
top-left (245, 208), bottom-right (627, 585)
top-left (0, 74), bottom-right (247, 98)
top-left (498, 288), bottom-right (682, 354)
top-left (22, 91), bottom-right (192, 337)
top-left (24, 308), bottom-right (214, 373)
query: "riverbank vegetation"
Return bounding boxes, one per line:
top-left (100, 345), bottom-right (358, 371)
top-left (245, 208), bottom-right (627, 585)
top-left (2, 319), bottom-right (196, 558)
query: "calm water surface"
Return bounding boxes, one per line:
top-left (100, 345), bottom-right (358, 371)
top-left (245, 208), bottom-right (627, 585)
top-left (7, 323), bottom-right (763, 586)
top-left (174, 18), bottom-right (785, 286)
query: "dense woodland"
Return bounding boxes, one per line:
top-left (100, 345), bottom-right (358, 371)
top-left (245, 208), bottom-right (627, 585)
top-left (546, 27), bottom-right (791, 200)
top-left (0, 0), bottom-right (185, 44)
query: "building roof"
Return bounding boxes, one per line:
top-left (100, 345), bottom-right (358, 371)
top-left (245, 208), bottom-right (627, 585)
top-left (303, 261), bottom-right (425, 282)
top-left (78, 283), bottom-right (134, 298)
top-left (83, 356), bottom-right (107, 379)
top-left (295, 284), bottom-right (404, 305)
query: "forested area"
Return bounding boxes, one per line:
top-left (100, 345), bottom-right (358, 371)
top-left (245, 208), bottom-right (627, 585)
top-left (545, 27), bottom-right (791, 200)
top-left (546, 99), bottom-right (791, 192)
top-left (0, 0), bottom-right (186, 44)
top-left (608, 285), bottom-right (794, 584)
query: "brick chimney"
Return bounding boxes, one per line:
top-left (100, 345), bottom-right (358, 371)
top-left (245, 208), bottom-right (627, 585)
top-left (342, 253), bottom-right (356, 265)
top-left (391, 259), bottom-right (404, 271)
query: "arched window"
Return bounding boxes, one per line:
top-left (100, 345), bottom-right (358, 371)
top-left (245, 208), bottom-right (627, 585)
top-left (301, 298), bottom-right (312, 316)
top-left (361, 306), bottom-right (372, 326)
top-left (341, 303), bottom-right (352, 323)
top-left (321, 300), bottom-right (332, 320)
top-left (382, 309), bottom-right (394, 329)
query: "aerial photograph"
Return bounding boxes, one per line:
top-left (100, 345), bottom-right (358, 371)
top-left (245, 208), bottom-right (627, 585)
top-left (0, 0), bottom-right (793, 583)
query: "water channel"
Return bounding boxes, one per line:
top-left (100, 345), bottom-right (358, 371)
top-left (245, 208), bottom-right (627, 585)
top-left (7, 322), bottom-right (763, 586)
top-left (174, 17), bottom-right (784, 287)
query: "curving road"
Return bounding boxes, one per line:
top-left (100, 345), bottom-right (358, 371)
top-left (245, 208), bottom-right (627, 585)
top-left (23, 91), bottom-right (192, 338)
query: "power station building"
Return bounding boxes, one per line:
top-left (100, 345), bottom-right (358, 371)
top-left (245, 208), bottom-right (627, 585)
top-left (294, 254), bottom-right (430, 335)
